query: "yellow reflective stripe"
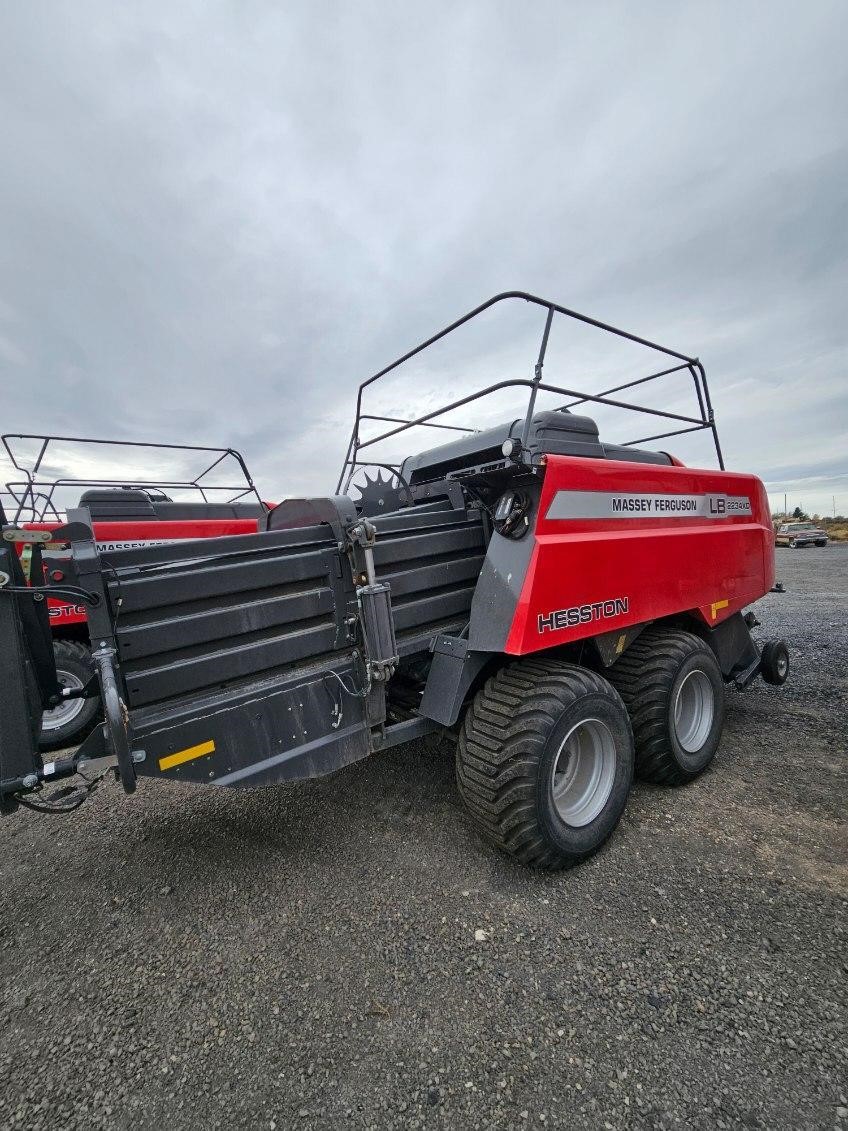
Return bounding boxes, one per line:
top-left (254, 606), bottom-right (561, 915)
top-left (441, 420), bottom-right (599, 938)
top-left (158, 740), bottom-right (216, 772)
top-left (710, 599), bottom-right (730, 620)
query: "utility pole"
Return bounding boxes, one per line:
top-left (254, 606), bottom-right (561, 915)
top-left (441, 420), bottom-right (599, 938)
top-left (784, 492), bottom-right (787, 517)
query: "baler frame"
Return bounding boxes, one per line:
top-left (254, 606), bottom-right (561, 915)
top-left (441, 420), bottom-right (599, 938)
top-left (338, 290), bottom-right (723, 493)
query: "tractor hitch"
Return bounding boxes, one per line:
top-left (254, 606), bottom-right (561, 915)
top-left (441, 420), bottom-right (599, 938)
top-left (0, 746), bottom-right (123, 813)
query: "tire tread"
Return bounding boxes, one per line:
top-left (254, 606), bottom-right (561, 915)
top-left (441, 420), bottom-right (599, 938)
top-left (457, 659), bottom-right (629, 869)
top-left (607, 626), bottom-right (722, 784)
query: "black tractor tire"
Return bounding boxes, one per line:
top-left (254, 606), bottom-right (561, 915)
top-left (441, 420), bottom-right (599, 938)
top-left (39, 640), bottom-right (101, 751)
top-left (607, 627), bottom-right (725, 786)
top-left (456, 659), bottom-right (634, 870)
top-left (760, 639), bottom-right (789, 686)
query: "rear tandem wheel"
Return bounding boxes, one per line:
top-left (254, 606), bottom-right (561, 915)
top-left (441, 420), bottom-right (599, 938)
top-left (456, 659), bottom-right (634, 870)
top-left (607, 627), bottom-right (725, 785)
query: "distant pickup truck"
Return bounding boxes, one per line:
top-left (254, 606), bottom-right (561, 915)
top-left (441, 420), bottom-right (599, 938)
top-left (775, 521), bottom-right (828, 548)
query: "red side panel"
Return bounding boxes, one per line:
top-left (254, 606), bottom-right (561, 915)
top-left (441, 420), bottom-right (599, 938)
top-left (505, 456), bottom-right (774, 655)
top-left (26, 518), bottom-right (263, 631)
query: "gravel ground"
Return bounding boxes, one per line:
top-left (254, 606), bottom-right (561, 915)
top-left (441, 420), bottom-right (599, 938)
top-left (1, 547), bottom-right (846, 1130)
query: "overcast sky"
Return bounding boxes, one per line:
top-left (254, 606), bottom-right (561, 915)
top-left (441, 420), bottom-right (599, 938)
top-left (1, 2), bottom-right (846, 516)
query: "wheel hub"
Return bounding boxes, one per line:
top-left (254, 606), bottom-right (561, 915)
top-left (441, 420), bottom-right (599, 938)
top-left (673, 669), bottom-right (715, 752)
top-left (551, 718), bottom-right (617, 827)
top-left (41, 670), bottom-right (86, 732)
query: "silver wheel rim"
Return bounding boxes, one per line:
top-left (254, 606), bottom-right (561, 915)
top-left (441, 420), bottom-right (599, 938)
top-left (551, 718), bottom-right (617, 827)
top-left (41, 669), bottom-right (86, 732)
top-left (776, 654), bottom-right (788, 679)
top-left (673, 670), bottom-right (715, 753)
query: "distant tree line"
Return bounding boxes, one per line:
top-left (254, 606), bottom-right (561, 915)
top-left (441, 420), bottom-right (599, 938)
top-left (771, 508), bottom-right (846, 524)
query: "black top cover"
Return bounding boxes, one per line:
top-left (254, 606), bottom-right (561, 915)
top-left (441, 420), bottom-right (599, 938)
top-left (400, 409), bottom-right (670, 484)
top-left (78, 489), bottom-right (266, 521)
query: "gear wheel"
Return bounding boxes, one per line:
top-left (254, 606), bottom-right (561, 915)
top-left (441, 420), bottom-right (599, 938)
top-left (353, 469), bottom-right (407, 515)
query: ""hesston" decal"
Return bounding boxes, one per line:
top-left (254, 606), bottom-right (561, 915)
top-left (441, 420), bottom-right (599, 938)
top-left (538, 597), bottom-right (629, 634)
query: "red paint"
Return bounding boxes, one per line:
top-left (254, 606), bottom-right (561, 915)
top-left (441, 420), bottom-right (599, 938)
top-left (505, 456), bottom-right (774, 654)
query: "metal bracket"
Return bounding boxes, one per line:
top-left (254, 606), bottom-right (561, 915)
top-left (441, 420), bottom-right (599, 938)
top-left (347, 517), bottom-right (377, 551)
top-left (1, 528), bottom-right (51, 544)
top-left (346, 518), bottom-right (378, 585)
top-left (91, 645), bottom-right (136, 795)
top-left (733, 656), bottom-right (761, 690)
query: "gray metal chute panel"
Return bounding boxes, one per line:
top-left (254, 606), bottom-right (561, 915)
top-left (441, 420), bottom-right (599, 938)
top-left (81, 517), bottom-right (376, 790)
top-left (370, 501), bottom-right (486, 654)
top-left (103, 524), bottom-right (352, 710)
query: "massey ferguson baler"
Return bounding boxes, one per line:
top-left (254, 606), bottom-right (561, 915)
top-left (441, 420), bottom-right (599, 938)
top-left (0, 293), bottom-right (788, 869)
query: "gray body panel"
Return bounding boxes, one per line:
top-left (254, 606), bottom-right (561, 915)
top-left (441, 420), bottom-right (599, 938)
top-left (465, 479), bottom-right (541, 654)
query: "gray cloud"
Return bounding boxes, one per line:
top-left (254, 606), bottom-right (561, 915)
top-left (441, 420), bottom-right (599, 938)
top-left (1, 1), bottom-right (846, 513)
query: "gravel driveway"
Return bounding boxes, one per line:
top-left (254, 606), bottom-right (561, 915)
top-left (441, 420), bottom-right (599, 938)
top-left (1, 547), bottom-right (846, 1130)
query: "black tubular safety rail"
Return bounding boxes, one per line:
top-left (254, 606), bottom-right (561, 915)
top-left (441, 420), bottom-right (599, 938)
top-left (336, 291), bottom-right (724, 493)
top-left (2, 433), bottom-right (264, 524)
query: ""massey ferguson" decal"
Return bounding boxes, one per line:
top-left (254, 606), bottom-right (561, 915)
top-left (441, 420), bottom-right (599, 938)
top-left (95, 538), bottom-right (174, 552)
top-left (538, 597), bottom-right (629, 634)
top-left (546, 491), bottom-right (753, 520)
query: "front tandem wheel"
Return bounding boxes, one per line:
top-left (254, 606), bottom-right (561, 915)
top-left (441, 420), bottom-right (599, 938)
top-left (456, 660), bottom-right (634, 870)
top-left (607, 627), bottom-right (725, 785)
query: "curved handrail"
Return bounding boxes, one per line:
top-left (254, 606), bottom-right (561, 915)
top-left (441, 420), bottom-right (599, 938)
top-left (1, 433), bottom-right (264, 524)
top-left (337, 290), bottom-right (721, 492)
